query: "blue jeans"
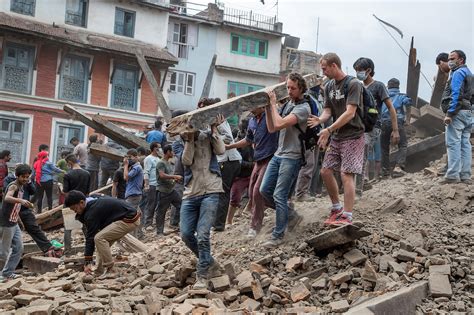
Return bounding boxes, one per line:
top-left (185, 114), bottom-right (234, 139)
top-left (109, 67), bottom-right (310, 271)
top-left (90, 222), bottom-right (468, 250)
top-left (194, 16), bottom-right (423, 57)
top-left (0, 225), bottom-right (23, 277)
top-left (445, 110), bottom-right (472, 180)
top-left (180, 193), bottom-right (219, 277)
top-left (259, 156), bottom-right (302, 240)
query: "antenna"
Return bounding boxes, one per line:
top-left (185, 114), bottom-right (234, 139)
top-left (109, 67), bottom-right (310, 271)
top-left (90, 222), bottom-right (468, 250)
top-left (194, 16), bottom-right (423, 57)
top-left (315, 17), bottom-right (320, 53)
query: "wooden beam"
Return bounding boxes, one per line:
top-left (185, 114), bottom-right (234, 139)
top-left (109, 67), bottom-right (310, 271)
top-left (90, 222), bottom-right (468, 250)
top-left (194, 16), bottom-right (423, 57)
top-left (406, 37), bottom-right (421, 108)
top-left (91, 114), bottom-right (149, 149)
top-left (63, 104), bottom-right (104, 133)
top-left (306, 224), bottom-right (371, 252)
top-left (89, 143), bottom-right (125, 161)
top-left (429, 68), bottom-right (449, 109)
top-left (200, 54), bottom-right (217, 99)
top-left (135, 49), bottom-right (171, 120)
top-left (167, 73), bottom-right (323, 136)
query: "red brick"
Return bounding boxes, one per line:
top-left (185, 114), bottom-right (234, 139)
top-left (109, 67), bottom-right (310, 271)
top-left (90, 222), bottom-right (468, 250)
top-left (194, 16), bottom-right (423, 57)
top-left (91, 55), bottom-right (110, 107)
top-left (35, 45), bottom-right (58, 98)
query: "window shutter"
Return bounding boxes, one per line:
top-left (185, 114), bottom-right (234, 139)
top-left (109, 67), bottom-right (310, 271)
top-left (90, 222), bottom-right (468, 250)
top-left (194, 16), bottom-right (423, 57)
top-left (187, 24), bottom-right (198, 47)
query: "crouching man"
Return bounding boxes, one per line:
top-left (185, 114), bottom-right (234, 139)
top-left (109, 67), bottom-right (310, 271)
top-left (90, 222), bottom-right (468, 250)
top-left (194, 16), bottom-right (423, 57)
top-left (64, 190), bottom-right (141, 277)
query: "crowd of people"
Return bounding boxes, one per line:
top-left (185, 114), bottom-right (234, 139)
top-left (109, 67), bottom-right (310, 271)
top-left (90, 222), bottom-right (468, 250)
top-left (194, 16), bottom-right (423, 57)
top-left (0, 50), bottom-right (471, 288)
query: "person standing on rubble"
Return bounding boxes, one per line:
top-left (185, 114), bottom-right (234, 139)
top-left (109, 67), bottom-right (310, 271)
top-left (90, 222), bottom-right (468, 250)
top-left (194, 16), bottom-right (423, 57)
top-left (436, 52), bottom-right (451, 176)
top-left (70, 137), bottom-right (88, 169)
top-left (440, 50), bottom-right (472, 184)
top-left (381, 78), bottom-right (412, 177)
top-left (179, 113), bottom-right (226, 290)
top-left (123, 149), bottom-right (144, 238)
top-left (64, 190), bottom-right (140, 278)
top-left (353, 57), bottom-right (400, 180)
top-left (259, 72), bottom-right (309, 248)
top-left (308, 53), bottom-right (365, 226)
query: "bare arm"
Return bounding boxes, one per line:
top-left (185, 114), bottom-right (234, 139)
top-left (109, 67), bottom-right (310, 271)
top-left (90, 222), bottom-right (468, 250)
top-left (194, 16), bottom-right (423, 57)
top-left (111, 181), bottom-right (118, 198)
top-left (4, 185), bottom-right (33, 208)
top-left (383, 98), bottom-right (400, 143)
top-left (226, 138), bottom-right (250, 150)
top-left (265, 90), bottom-right (298, 132)
top-left (159, 170), bottom-right (182, 182)
top-left (308, 107), bottom-right (332, 128)
top-left (317, 104), bottom-right (358, 149)
top-left (123, 157), bottom-right (129, 181)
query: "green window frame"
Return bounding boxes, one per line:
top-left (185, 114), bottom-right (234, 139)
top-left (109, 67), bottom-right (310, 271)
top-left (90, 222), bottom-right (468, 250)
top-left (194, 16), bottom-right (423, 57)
top-left (227, 81), bottom-right (264, 96)
top-left (230, 34), bottom-right (268, 59)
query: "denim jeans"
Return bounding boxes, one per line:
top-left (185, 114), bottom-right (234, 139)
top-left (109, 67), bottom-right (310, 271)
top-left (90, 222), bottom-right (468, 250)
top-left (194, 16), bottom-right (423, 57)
top-left (445, 110), bottom-right (472, 180)
top-left (0, 225), bottom-right (23, 277)
top-left (381, 119), bottom-right (408, 175)
top-left (180, 193), bottom-right (219, 277)
top-left (259, 156), bottom-right (302, 240)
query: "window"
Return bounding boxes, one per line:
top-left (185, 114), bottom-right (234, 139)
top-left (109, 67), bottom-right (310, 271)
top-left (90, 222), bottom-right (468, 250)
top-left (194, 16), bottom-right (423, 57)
top-left (114, 8), bottom-right (135, 38)
top-left (10, 0), bottom-right (35, 16)
top-left (0, 116), bottom-right (28, 163)
top-left (228, 81), bottom-right (264, 96)
top-left (172, 23), bottom-right (188, 59)
top-left (0, 42), bottom-right (35, 94)
top-left (59, 54), bottom-right (89, 103)
top-left (230, 34), bottom-right (268, 58)
top-left (65, 0), bottom-right (88, 27)
top-left (169, 71), bottom-right (195, 95)
top-left (111, 64), bottom-right (139, 111)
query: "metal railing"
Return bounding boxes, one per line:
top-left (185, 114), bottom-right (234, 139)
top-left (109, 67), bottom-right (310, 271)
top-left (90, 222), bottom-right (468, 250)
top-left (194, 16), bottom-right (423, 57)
top-left (223, 7), bottom-right (276, 32)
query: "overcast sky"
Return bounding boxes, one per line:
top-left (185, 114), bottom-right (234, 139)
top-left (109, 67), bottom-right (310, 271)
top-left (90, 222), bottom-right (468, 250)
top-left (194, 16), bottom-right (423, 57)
top-left (193, 0), bottom-right (473, 100)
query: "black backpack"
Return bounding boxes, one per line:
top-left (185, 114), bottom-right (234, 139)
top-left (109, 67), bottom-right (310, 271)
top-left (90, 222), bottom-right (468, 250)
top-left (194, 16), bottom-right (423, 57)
top-left (328, 75), bottom-right (378, 133)
top-left (280, 95), bottom-right (321, 166)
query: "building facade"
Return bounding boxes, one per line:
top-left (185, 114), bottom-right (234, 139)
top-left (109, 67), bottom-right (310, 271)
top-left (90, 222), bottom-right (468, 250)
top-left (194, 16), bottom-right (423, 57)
top-left (0, 0), bottom-right (177, 164)
top-left (162, 3), bottom-right (284, 112)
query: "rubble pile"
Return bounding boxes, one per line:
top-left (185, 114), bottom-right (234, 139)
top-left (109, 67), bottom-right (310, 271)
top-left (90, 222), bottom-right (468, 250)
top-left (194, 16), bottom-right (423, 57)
top-left (1, 160), bottom-right (472, 314)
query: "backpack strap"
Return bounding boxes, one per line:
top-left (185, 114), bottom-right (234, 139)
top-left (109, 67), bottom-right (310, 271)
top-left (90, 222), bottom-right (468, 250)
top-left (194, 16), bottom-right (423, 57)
top-left (343, 75), bottom-right (364, 120)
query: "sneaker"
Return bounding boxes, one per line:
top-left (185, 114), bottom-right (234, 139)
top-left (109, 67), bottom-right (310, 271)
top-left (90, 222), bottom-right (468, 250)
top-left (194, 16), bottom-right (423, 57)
top-left (323, 207), bottom-right (343, 225)
top-left (246, 228), bottom-right (257, 238)
top-left (392, 166), bottom-right (406, 178)
top-left (439, 178), bottom-right (460, 185)
top-left (193, 276), bottom-right (208, 290)
top-left (461, 178), bottom-right (472, 185)
top-left (287, 213), bottom-right (303, 232)
top-left (145, 226), bottom-right (154, 232)
top-left (262, 238), bottom-right (284, 248)
top-left (50, 240), bottom-right (64, 248)
top-left (6, 273), bottom-right (21, 280)
top-left (0, 276), bottom-right (4, 283)
top-left (97, 267), bottom-right (117, 280)
top-left (295, 194), bottom-right (315, 202)
top-left (332, 212), bottom-right (353, 225)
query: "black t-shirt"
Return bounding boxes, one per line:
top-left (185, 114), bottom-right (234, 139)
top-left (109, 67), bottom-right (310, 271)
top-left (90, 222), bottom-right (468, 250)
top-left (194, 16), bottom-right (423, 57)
top-left (0, 182), bottom-right (22, 227)
top-left (113, 169), bottom-right (126, 199)
top-left (64, 169), bottom-right (91, 195)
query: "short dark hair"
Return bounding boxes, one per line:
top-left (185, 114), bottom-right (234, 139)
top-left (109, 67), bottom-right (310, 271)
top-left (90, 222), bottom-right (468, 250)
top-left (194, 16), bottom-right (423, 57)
top-left (69, 137), bottom-right (79, 144)
top-left (435, 52), bottom-right (448, 65)
top-left (154, 120), bottom-right (163, 130)
top-left (65, 154), bottom-right (77, 164)
top-left (198, 97), bottom-right (221, 108)
top-left (15, 164), bottom-right (32, 177)
top-left (451, 50), bottom-right (466, 64)
top-left (353, 57), bottom-right (375, 77)
top-left (60, 151), bottom-right (70, 158)
top-left (64, 190), bottom-right (86, 208)
top-left (150, 142), bottom-right (159, 152)
top-left (38, 144), bottom-right (49, 152)
top-left (127, 149), bottom-right (138, 157)
top-left (163, 144), bottom-right (173, 154)
top-left (136, 146), bottom-right (146, 155)
top-left (0, 150), bottom-right (11, 159)
top-left (321, 52), bottom-right (342, 69)
top-left (89, 134), bottom-right (98, 143)
top-left (287, 72), bottom-right (307, 93)
top-left (171, 110), bottom-right (189, 118)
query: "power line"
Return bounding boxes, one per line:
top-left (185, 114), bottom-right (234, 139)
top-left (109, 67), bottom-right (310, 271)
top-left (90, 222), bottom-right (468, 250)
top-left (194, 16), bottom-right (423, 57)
top-left (375, 17), bottom-right (433, 89)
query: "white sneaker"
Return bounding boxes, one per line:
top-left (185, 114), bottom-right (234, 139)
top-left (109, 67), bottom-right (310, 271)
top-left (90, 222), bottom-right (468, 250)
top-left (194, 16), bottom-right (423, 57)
top-left (246, 228), bottom-right (257, 238)
top-left (262, 238), bottom-right (284, 248)
top-left (193, 276), bottom-right (208, 290)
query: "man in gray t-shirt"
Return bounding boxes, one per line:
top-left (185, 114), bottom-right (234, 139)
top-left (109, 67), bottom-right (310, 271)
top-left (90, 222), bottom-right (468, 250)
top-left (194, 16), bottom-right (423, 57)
top-left (259, 72), bottom-right (310, 248)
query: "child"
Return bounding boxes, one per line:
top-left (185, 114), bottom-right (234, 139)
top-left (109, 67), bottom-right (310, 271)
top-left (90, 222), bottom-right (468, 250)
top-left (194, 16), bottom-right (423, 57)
top-left (0, 164), bottom-right (34, 281)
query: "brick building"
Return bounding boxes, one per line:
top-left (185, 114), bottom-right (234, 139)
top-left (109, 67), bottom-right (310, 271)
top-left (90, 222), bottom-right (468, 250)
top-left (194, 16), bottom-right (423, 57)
top-left (0, 0), bottom-right (177, 164)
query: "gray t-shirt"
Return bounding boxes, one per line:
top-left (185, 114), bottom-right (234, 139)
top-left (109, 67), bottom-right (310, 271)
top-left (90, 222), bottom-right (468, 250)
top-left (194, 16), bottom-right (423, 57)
top-left (156, 159), bottom-right (175, 194)
top-left (274, 100), bottom-right (311, 160)
top-left (365, 80), bottom-right (390, 111)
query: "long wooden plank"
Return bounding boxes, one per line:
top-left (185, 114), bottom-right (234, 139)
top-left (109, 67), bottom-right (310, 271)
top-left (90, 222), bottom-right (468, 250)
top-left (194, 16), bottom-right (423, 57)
top-left (200, 54), bottom-right (217, 99)
top-left (406, 37), bottom-right (421, 108)
top-left (92, 114), bottom-right (149, 149)
top-left (63, 104), bottom-right (104, 133)
top-left (167, 73), bottom-right (323, 135)
top-left (306, 224), bottom-right (371, 252)
top-left (135, 49), bottom-right (172, 121)
top-left (89, 143), bottom-right (126, 161)
top-left (429, 68), bottom-right (449, 109)
top-left (390, 133), bottom-right (445, 163)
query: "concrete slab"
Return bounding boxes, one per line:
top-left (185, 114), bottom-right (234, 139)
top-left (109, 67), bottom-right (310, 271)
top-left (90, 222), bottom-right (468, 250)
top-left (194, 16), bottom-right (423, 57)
top-left (411, 105), bottom-right (445, 137)
top-left (346, 281), bottom-right (428, 315)
top-left (306, 224), bottom-right (371, 252)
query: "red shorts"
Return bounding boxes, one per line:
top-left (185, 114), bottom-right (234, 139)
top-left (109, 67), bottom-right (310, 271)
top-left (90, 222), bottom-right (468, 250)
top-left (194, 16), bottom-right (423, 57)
top-left (322, 135), bottom-right (365, 175)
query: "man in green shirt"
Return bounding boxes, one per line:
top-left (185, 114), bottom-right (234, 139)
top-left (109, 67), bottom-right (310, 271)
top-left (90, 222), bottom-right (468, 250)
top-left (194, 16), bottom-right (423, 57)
top-left (155, 145), bottom-right (182, 236)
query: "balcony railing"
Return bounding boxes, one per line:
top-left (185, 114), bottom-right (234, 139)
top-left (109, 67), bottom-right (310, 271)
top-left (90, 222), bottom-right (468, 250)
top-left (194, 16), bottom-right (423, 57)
top-left (223, 7), bottom-right (276, 32)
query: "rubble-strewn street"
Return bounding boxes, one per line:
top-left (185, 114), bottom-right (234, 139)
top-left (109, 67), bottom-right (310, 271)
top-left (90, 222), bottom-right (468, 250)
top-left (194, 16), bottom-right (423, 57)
top-left (1, 157), bottom-right (471, 315)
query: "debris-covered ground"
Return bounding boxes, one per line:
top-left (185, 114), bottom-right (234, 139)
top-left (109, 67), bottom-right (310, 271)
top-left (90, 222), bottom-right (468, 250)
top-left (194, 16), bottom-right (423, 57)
top-left (1, 158), bottom-right (472, 314)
